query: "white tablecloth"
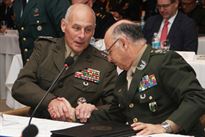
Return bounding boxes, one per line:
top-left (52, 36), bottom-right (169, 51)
top-left (5, 54), bottom-right (25, 109)
top-left (0, 30), bottom-right (20, 99)
top-left (198, 36), bottom-right (205, 55)
top-left (0, 114), bottom-right (192, 137)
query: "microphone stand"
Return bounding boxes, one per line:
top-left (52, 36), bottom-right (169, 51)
top-left (28, 64), bottom-right (68, 126)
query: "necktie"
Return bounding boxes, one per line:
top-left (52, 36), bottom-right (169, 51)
top-left (160, 20), bottom-right (169, 43)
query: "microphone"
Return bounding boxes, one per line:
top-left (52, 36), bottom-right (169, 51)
top-left (22, 124), bottom-right (38, 137)
top-left (23, 57), bottom-right (74, 136)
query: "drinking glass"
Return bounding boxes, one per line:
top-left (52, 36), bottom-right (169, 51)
top-left (161, 40), bottom-right (170, 50)
top-left (1, 20), bottom-right (7, 34)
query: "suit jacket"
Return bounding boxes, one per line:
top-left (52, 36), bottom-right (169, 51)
top-left (13, 0), bottom-right (70, 65)
top-left (12, 37), bottom-right (118, 118)
top-left (143, 11), bottom-right (198, 53)
top-left (90, 46), bottom-right (205, 136)
top-left (185, 6), bottom-right (205, 35)
top-left (0, 3), bottom-right (14, 28)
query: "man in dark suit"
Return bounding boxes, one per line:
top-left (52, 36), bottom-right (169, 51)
top-left (76, 20), bottom-right (205, 136)
top-left (0, 0), bottom-right (14, 29)
top-left (13, 0), bottom-right (71, 65)
top-left (143, 0), bottom-right (198, 53)
top-left (12, 4), bottom-right (117, 121)
top-left (181, 0), bottom-right (205, 35)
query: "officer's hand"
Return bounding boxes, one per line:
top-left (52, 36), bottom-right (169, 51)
top-left (131, 122), bottom-right (165, 135)
top-left (75, 103), bottom-right (97, 123)
top-left (48, 97), bottom-right (75, 122)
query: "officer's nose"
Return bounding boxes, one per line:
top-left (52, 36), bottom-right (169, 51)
top-left (79, 29), bottom-right (85, 39)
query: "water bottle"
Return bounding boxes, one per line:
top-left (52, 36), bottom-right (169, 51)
top-left (152, 33), bottom-right (161, 49)
top-left (140, 16), bottom-right (145, 30)
top-left (140, 11), bottom-right (145, 30)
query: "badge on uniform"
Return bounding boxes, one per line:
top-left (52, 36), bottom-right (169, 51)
top-left (149, 101), bottom-right (158, 112)
top-left (74, 68), bottom-right (100, 83)
top-left (139, 74), bottom-right (157, 92)
top-left (33, 8), bottom-right (40, 17)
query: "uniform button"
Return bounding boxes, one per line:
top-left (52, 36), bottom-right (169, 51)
top-left (23, 37), bottom-right (26, 41)
top-left (83, 81), bottom-right (89, 86)
top-left (24, 48), bottom-right (28, 52)
top-left (26, 59), bottom-right (30, 62)
top-left (129, 103), bottom-right (134, 108)
top-left (118, 104), bottom-right (121, 107)
top-left (133, 118), bottom-right (138, 123)
top-left (36, 20), bottom-right (40, 23)
top-left (21, 27), bottom-right (24, 30)
top-left (58, 82), bottom-right (63, 88)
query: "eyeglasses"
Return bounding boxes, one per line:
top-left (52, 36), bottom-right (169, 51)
top-left (103, 39), bottom-right (119, 55)
top-left (157, 2), bottom-right (174, 9)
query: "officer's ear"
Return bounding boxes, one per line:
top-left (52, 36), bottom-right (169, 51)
top-left (61, 18), bottom-right (66, 33)
top-left (118, 35), bottom-right (129, 50)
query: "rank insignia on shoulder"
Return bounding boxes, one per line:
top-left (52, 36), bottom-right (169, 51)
top-left (151, 49), bottom-right (167, 54)
top-left (74, 68), bottom-right (100, 83)
top-left (137, 60), bottom-right (147, 70)
top-left (139, 74), bottom-right (157, 92)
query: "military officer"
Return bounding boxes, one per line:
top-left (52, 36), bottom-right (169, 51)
top-left (12, 4), bottom-right (117, 121)
top-left (76, 20), bottom-right (205, 136)
top-left (13, 0), bottom-right (71, 65)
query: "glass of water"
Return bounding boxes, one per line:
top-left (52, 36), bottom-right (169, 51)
top-left (161, 40), bottom-right (170, 50)
top-left (1, 20), bottom-right (7, 34)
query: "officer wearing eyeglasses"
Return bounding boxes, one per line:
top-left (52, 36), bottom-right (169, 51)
top-left (143, 0), bottom-right (198, 53)
top-left (76, 20), bottom-right (205, 136)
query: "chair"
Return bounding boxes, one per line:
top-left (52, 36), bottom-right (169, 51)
top-left (3, 106), bottom-right (30, 116)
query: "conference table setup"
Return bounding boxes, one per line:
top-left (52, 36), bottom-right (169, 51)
top-left (0, 34), bottom-right (205, 137)
top-left (0, 114), bottom-right (193, 137)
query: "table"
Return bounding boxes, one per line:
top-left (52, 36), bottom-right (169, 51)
top-left (177, 52), bottom-right (205, 88)
top-left (0, 114), bottom-right (82, 137)
top-left (198, 36), bottom-right (205, 55)
top-left (0, 30), bottom-right (20, 99)
top-left (0, 114), bottom-right (193, 137)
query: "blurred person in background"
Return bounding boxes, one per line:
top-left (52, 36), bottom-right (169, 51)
top-left (0, 0), bottom-right (14, 30)
top-left (13, 0), bottom-right (71, 65)
top-left (143, 0), bottom-right (198, 53)
top-left (181, 0), bottom-right (205, 35)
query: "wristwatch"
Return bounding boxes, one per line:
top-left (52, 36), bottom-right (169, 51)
top-left (161, 121), bottom-right (172, 133)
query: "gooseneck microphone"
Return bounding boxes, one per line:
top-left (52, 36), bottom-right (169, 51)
top-left (22, 57), bottom-right (74, 137)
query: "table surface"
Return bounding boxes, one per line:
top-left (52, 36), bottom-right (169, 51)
top-left (0, 30), bottom-right (20, 54)
top-left (0, 114), bottom-right (193, 137)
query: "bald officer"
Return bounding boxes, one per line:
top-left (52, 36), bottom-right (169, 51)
top-left (12, 4), bottom-right (117, 121)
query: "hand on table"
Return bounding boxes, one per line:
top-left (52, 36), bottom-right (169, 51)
top-left (48, 97), bottom-right (75, 122)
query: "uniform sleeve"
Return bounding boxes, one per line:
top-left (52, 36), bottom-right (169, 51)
top-left (159, 52), bottom-right (205, 132)
top-left (12, 40), bottom-right (56, 109)
top-left (45, 0), bottom-right (71, 37)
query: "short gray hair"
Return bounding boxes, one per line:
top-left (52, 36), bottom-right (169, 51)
top-left (112, 22), bottom-right (145, 42)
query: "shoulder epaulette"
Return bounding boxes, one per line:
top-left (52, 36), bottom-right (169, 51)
top-left (150, 49), bottom-right (168, 54)
top-left (36, 36), bottom-right (57, 42)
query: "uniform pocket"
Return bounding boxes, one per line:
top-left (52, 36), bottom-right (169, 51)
top-left (72, 78), bottom-right (98, 93)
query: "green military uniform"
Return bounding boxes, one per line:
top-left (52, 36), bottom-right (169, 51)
top-left (90, 46), bottom-right (205, 136)
top-left (13, 0), bottom-right (71, 65)
top-left (12, 37), bottom-right (118, 118)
